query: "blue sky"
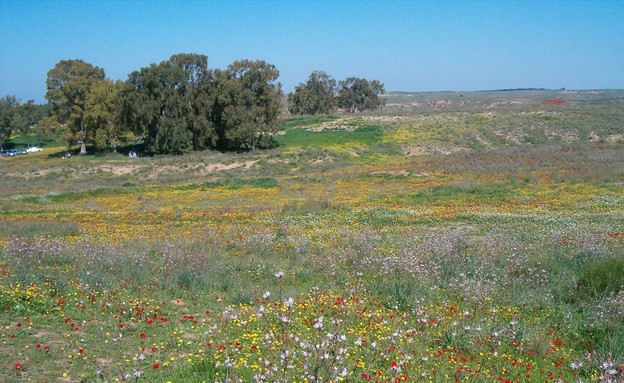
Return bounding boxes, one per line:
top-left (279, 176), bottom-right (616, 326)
top-left (1, 0), bottom-right (623, 103)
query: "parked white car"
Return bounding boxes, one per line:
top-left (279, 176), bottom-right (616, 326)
top-left (26, 147), bottom-right (43, 153)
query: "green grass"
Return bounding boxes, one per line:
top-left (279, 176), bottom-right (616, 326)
top-left (274, 125), bottom-right (383, 149)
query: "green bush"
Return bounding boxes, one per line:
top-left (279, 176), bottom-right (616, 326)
top-left (574, 257), bottom-right (624, 301)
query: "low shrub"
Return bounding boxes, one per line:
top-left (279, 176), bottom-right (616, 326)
top-left (573, 257), bottom-right (624, 302)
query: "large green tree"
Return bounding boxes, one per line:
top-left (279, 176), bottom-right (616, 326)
top-left (288, 71), bottom-right (337, 115)
top-left (0, 95), bottom-right (19, 150)
top-left (84, 80), bottom-right (127, 152)
top-left (337, 77), bottom-right (385, 112)
top-left (210, 60), bottom-right (282, 150)
top-left (45, 59), bottom-right (106, 154)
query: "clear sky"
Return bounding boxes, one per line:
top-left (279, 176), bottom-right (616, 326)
top-left (1, 0), bottom-right (623, 103)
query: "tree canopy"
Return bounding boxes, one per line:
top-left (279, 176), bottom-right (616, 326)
top-left (288, 71), bottom-right (337, 115)
top-left (287, 73), bottom-right (385, 115)
top-left (211, 60), bottom-right (282, 150)
top-left (337, 77), bottom-right (385, 112)
top-left (123, 55), bottom-right (282, 153)
top-left (123, 56), bottom-right (198, 154)
top-left (0, 95), bottom-right (19, 150)
top-left (45, 59), bottom-right (106, 154)
top-left (84, 80), bottom-right (125, 152)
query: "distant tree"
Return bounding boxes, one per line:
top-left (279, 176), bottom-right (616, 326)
top-left (210, 60), bottom-right (283, 150)
top-left (35, 116), bottom-right (63, 145)
top-left (14, 100), bottom-right (37, 147)
top-left (337, 77), bottom-right (385, 112)
top-left (288, 71), bottom-right (337, 115)
top-left (0, 95), bottom-right (20, 150)
top-left (45, 59), bottom-right (106, 154)
top-left (84, 80), bottom-right (127, 152)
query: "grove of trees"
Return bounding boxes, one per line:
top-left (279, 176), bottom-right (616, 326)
top-left (288, 71), bottom-right (385, 115)
top-left (42, 54), bottom-right (283, 154)
top-left (0, 55), bottom-right (385, 154)
top-left (0, 95), bottom-right (50, 150)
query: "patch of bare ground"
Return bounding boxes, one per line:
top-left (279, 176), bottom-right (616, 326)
top-left (95, 357), bottom-right (115, 368)
top-left (588, 131), bottom-right (601, 141)
top-left (309, 157), bottom-right (333, 164)
top-left (99, 164), bottom-right (142, 175)
top-left (493, 129), bottom-right (528, 145)
top-left (33, 329), bottom-right (70, 349)
top-left (33, 329), bottom-right (57, 338)
top-left (605, 134), bottom-right (624, 143)
top-left (430, 100), bottom-right (450, 108)
top-left (360, 115), bottom-right (413, 123)
top-left (306, 118), bottom-right (359, 132)
top-left (402, 145), bottom-right (428, 156)
top-left (544, 128), bottom-right (580, 143)
top-left (485, 98), bottom-right (527, 108)
top-left (7, 159), bottom-right (258, 181)
top-left (147, 160), bottom-right (258, 179)
top-left (4, 167), bottom-right (60, 179)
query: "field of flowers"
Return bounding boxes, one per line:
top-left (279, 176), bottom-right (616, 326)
top-left (1, 99), bottom-right (624, 382)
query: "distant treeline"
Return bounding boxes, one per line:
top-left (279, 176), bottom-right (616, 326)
top-left (1, 54), bottom-right (384, 154)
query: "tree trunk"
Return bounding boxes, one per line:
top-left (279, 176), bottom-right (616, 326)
top-left (79, 121), bottom-right (87, 155)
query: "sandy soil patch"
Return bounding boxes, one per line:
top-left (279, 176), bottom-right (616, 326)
top-left (98, 164), bottom-right (142, 176)
top-left (493, 129), bottom-right (527, 145)
top-left (306, 118), bottom-right (360, 132)
top-left (147, 161), bottom-right (258, 179)
top-left (544, 128), bottom-right (579, 143)
top-left (360, 115), bottom-right (413, 123)
top-left (402, 145), bottom-right (428, 156)
top-left (605, 134), bottom-right (624, 143)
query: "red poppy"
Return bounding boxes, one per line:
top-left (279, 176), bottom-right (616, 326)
top-left (14, 363), bottom-right (21, 369)
top-left (140, 333), bottom-right (146, 338)
top-left (153, 363), bottom-right (160, 369)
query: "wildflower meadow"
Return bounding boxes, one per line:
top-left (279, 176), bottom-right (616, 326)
top-left (1, 92), bottom-right (623, 382)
